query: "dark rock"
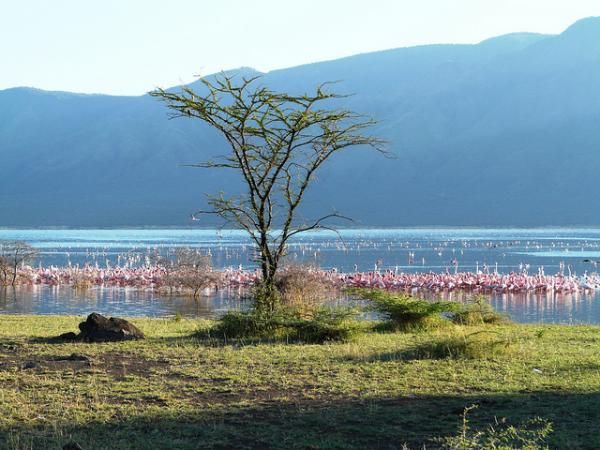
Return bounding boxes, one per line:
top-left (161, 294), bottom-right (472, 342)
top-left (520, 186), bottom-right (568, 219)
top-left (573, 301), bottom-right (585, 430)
top-left (63, 442), bottom-right (84, 450)
top-left (51, 313), bottom-right (144, 343)
top-left (78, 313), bottom-right (144, 342)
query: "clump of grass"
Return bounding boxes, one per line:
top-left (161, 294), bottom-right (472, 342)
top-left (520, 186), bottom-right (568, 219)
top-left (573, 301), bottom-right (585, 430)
top-left (451, 295), bottom-right (508, 326)
top-left (212, 307), bottom-right (360, 344)
top-left (212, 310), bottom-right (272, 339)
top-left (352, 289), bottom-right (458, 331)
top-left (409, 330), bottom-right (517, 360)
top-left (437, 404), bottom-right (552, 449)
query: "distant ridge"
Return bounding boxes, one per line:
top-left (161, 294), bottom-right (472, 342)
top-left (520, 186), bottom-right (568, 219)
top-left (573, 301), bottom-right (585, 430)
top-left (477, 32), bottom-right (550, 50)
top-left (2, 18), bottom-right (600, 226)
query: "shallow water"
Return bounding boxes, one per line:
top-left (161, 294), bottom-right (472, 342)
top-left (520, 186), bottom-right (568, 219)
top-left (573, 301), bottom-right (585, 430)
top-left (0, 285), bottom-right (247, 318)
top-left (2, 228), bottom-right (600, 323)
top-left (0, 285), bottom-right (597, 324)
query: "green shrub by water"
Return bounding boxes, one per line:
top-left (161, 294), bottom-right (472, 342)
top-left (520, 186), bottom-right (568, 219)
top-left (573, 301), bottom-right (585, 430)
top-left (451, 295), bottom-right (509, 326)
top-left (217, 286), bottom-right (509, 344)
top-left (213, 310), bottom-right (273, 339)
top-left (285, 307), bottom-right (361, 343)
top-left (353, 289), bottom-right (459, 331)
top-left (213, 307), bottom-right (360, 343)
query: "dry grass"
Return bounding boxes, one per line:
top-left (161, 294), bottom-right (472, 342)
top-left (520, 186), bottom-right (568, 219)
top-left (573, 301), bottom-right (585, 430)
top-left (275, 264), bottom-right (339, 317)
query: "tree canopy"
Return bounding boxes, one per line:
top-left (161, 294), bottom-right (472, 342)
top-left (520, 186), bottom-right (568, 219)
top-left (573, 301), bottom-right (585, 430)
top-left (151, 74), bottom-right (385, 310)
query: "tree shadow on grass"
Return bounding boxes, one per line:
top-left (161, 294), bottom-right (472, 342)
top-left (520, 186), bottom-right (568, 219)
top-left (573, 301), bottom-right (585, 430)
top-left (23, 332), bottom-right (287, 352)
top-left (339, 331), bottom-right (518, 363)
top-left (2, 392), bottom-right (600, 449)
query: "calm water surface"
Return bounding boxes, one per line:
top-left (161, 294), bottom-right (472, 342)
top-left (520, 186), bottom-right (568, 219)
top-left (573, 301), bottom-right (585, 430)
top-left (2, 228), bottom-right (600, 323)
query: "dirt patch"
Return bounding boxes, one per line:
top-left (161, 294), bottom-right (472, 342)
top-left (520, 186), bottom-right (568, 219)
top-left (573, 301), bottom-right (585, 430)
top-left (97, 351), bottom-right (172, 378)
top-left (0, 346), bottom-right (175, 379)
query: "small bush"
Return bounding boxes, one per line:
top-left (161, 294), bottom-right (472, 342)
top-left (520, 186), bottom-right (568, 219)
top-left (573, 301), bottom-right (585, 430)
top-left (438, 404), bottom-right (552, 449)
top-left (275, 265), bottom-right (338, 317)
top-left (353, 289), bottom-right (458, 331)
top-left (451, 295), bottom-right (508, 325)
top-left (212, 307), bottom-right (359, 343)
top-left (248, 280), bottom-right (283, 315)
top-left (213, 311), bottom-right (273, 339)
top-left (161, 248), bottom-right (221, 299)
top-left (290, 307), bottom-right (361, 343)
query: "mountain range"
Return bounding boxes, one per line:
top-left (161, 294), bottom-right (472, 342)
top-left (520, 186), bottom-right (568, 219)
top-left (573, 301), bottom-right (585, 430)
top-left (2, 17), bottom-right (600, 227)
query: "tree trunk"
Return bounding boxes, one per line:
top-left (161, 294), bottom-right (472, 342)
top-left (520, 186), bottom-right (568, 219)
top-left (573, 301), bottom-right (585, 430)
top-left (11, 262), bottom-right (17, 286)
top-left (257, 246), bottom-right (280, 315)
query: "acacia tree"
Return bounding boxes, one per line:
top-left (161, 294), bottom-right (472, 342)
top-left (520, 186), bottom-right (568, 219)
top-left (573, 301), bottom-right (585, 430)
top-left (0, 241), bottom-right (38, 286)
top-left (151, 75), bottom-right (384, 312)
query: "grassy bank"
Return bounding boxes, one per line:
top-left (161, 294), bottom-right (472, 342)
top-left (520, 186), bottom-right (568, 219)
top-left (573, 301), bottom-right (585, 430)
top-left (0, 315), bottom-right (599, 449)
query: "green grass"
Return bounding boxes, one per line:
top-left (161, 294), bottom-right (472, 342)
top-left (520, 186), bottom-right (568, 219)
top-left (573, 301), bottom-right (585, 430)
top-left (0, 315), bottom-right (600, 449)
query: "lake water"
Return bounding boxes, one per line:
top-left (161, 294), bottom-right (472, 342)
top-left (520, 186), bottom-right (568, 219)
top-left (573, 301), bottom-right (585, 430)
top-left (2, 228), bottom-right (600, 323)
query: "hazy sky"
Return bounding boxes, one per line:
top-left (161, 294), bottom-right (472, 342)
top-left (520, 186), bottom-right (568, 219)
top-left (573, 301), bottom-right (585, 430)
top-left (2, 0), bottom-right (599, 95)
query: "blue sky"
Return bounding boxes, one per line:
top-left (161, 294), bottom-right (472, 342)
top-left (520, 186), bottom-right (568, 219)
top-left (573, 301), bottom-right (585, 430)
top-left (2, 0), bottom-right (599, 95)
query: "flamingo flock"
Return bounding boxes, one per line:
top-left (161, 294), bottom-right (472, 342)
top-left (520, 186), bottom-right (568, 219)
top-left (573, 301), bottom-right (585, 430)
top-left (8, 264), bottom-right (600, 294)
top-left (337, 270), bottom-right (599, 293)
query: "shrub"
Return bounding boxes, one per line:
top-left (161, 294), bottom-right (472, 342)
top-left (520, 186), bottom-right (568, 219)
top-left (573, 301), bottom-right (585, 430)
top-left (438, 404), bottom-right (552, 449)
top-left (353, 289), bottom-right (458, 331)
top-left (251, 280), bottom-right (283, 315)
top-left (214, 265), bottom-right (354, 344)
top-left (160, 248), bottom-right (221, 299)
top-left (274, 265), bottom-right (338, 317)
top-left (451, 295), bottom-right (508, 326)
top-left (212, 307), bottom-right (360, 343)
top-left (213, 311), bottom-right (273, 340)
top-left (289, 307), bottom-right (360, 343)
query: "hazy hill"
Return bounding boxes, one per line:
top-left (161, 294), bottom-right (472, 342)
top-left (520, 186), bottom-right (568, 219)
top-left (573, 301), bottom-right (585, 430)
top-left (2, 17), bottom-right (600, 226)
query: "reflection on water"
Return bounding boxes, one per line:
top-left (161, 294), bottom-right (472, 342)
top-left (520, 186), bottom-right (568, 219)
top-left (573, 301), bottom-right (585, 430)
top-left (489, 291), bottom-right (597, 324)
top-left (0, 285), bottom-right (248, 318)
top-left (1, 284), bottom-right (600, 324)
top-left (417, 290), bottom-right (599, 324)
